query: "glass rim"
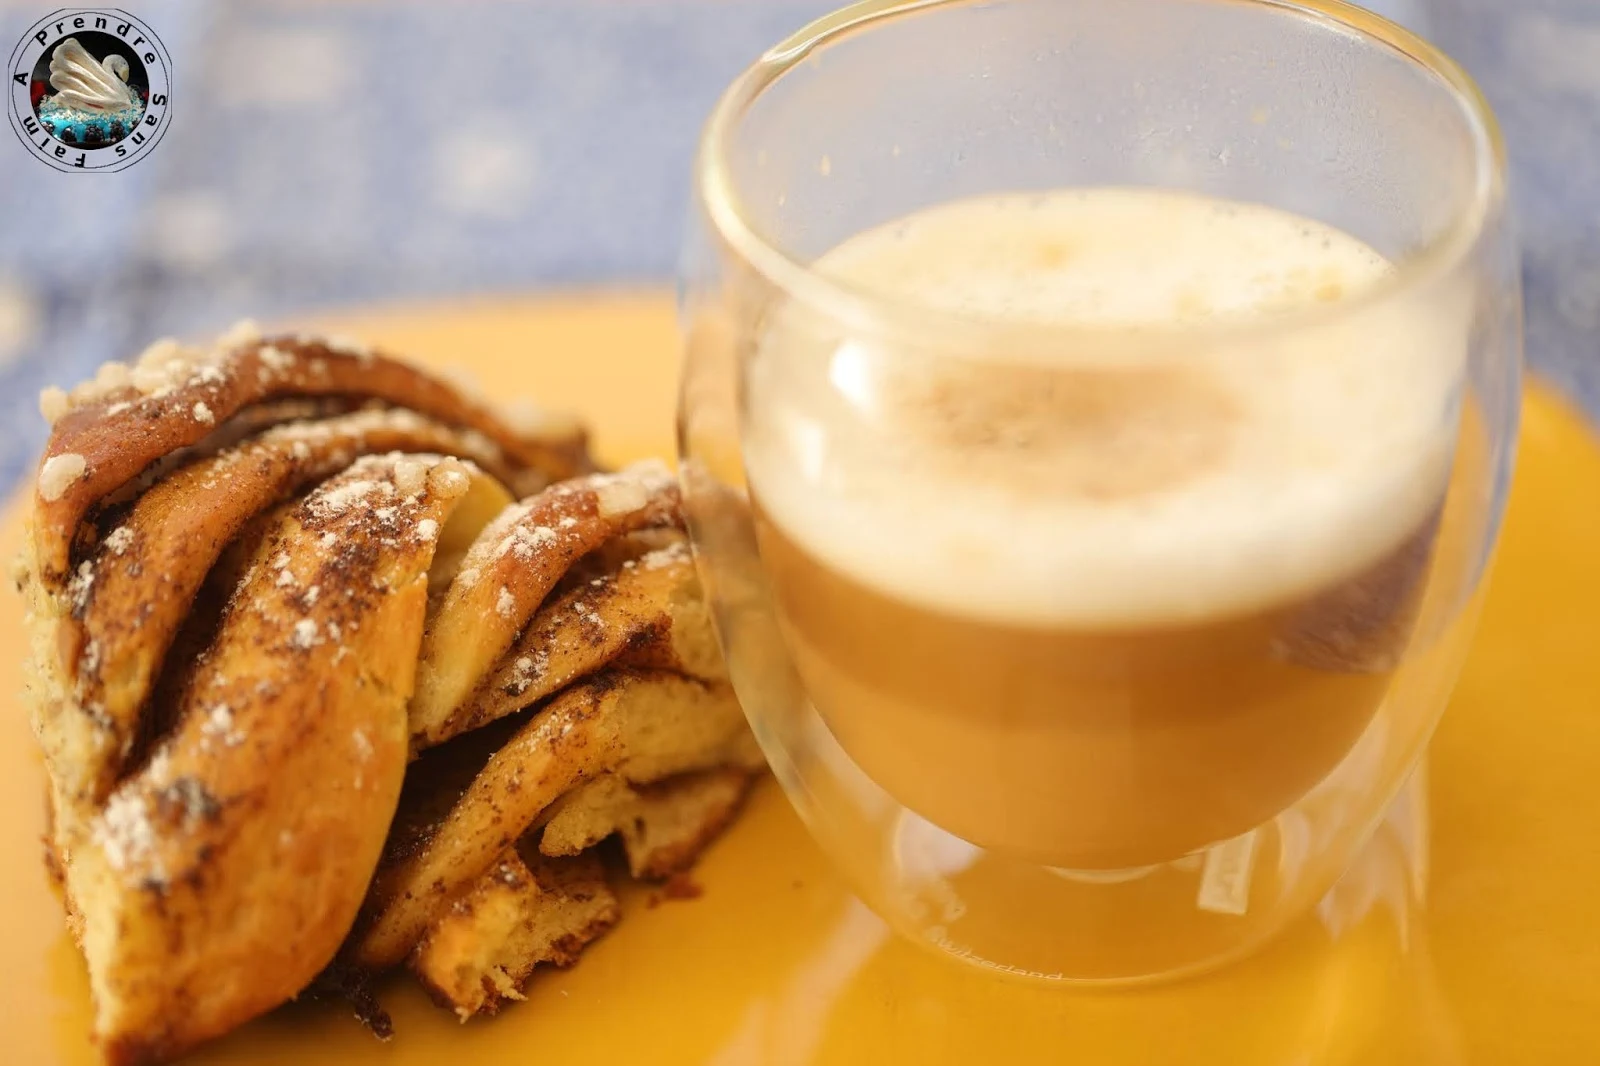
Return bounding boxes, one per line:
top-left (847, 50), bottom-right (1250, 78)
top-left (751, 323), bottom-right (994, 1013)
top-left (693, 0), bottom-right (1508, 347)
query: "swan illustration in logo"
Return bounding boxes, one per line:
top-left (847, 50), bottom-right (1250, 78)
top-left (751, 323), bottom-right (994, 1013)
top-left (35, 37), bottom-right (146, 146)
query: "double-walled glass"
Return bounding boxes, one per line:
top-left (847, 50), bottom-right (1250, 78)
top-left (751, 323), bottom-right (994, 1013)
top-left (678, 0), bottom-right (1519, 982)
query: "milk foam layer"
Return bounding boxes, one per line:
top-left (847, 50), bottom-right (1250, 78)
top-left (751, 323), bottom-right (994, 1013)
top-left (744, 189), bottom-right (1464, 626)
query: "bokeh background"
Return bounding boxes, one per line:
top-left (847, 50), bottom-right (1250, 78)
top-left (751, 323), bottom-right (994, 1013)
top-left (0, 0), bottom-right (1595, 490)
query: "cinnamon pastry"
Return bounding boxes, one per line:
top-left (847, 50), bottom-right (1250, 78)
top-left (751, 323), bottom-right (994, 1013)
top-left (46, 410), bottom-right (523, 826)
top-left (539, 767), bottom-right (756, 879)
top-left (410, 768), bottom-right (754, 1020)
top-left (18, 325), bottom-right (763, 1065)
top-left (67, 454), bottom-right (514, 1065)
top-left (406, 462), bottom-right (683, 749)
top-left (354, 669), bottom-right (760, 971)
top-left (411, 848), bottom-right (621, 1020)
top-left (33, 323), bottom-right (590, 585)
top-left (426, 535), bottom-right (724, 747)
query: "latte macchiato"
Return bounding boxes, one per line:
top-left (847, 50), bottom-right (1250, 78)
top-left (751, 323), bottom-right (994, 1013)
top-left (743, 189), bottom-right (1461, 869)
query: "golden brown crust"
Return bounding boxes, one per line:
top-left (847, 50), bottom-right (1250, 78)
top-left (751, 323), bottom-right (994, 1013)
top-left (32, 332), bottom-right (593, 585)
top-left (408, 768), bottom-right (751, 1021)
top-left (441, 538), bottom-right (721, 747)
top-left (41, 410), bottom-right (521, 824)
top-left (68, 455), bottom-right (504, 1064)
top-left (409, 849), bottom-right (619, 1020)
top-left (353, 671), bottom-right (753, 971)
top-left (20, 326), bottom-right (764, 1059)
top-left (407, 463), bottom-right (682, 751)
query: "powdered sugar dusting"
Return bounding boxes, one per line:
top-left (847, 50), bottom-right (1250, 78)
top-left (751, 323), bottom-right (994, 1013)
top-left (496, 586), bottom-right (517, 619)
top-left (56, 358), bottom-right (135, 412)
top-left (38, 387), bottom-right (69, 425)
top-left (67, 560), bottom-right (95, 613)
top-left (428, 460), bottom-right (472, 501)
top-left (135, 338), bottom-right (184, 370)
top-left (258, 344), bottom-right (293, 374)
top-left (594, 480), bottom-right (647, 519)
top-left (97, 789), bottom-right (156, 872)
top-left (292, 619), bottom-right (321, 650)
top-left (641, 541), bottom-right (692, 571)
top-left (325, 334), bottom-right (372, 361)
top-left (218, 319), bottom-right (262, 350)
top-left (394, 458), bottom-right (429, 498)
top-left (570, 598), bottom-right (606, 630)
top-left (145, 747), bottom-right (172, 785)
top-left (160, 777), bottom-right (221, 829)
top-left (95, 360), bottom-right (133, 392)
top-left (38, 453), bottom-right (87, 502)
top-left (201, 703), bottom-right (245, 748)
top-left (499, 524), bottom-right (558, 561)
top-left (129, 337), bottom-right (214, 398)
top-left (103, 526), bottom-right (135, 556)
top-left (508, 649), bottom-right (550, 696)
top-left (308, 479), bottom-right (394, 522)
top-left (592, 460), bottom-right (675, 518)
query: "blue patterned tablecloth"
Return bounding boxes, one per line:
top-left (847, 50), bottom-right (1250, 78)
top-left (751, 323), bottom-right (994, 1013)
top-left (0, 0), bottom-right (1594, 491)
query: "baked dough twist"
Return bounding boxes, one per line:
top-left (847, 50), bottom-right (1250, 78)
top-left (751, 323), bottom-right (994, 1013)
top-left (19, 327), bottom-right (761, 1064)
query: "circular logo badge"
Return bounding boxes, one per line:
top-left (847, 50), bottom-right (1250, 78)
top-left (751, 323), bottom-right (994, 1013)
top-left (9, 10), bottom-right (171, 172)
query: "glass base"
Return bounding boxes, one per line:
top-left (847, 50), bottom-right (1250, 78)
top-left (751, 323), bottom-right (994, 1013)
top-left (768, 694), bottom-right (1426, 985)
top-left (888, 812), bottom-right (1290, 983)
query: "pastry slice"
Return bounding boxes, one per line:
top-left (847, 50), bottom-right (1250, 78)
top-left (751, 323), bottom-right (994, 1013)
top-left (409, 848), bottom-right (620, 1020)
top-left (539, 767), bottom-right (755, 880)
top-left (33, 409), bottom-right (520, 830)
top-left (18, 323), bottom-right (765, 1058)
top-left (437, 536), bottom-right (725, 747)
top-left (407, 462), bottom-right (683, 750)
top-left (65, 455), bottom-right (508, 1065)
top-left (353, 671), bottom-right (761, 971)
top-left (411, 769), bottom-right (751, 1021)
top-left (32, 325), bottom-right (591, 585)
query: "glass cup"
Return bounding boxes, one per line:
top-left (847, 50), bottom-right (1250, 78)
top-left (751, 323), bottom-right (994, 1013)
top-left (677, 0), bottom-right (1519, 982)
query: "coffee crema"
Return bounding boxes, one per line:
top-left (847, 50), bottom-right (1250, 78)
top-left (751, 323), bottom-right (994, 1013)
top-left (743, 189), bottom-right (1463, 868)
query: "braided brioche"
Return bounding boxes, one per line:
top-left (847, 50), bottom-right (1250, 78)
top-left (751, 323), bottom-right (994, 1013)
top-left (18, 325), bottom-right (761, 1064)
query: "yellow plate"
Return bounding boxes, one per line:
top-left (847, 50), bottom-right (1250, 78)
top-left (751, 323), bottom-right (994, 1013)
top-left (3, 294), bottom-right (1597, 1064)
